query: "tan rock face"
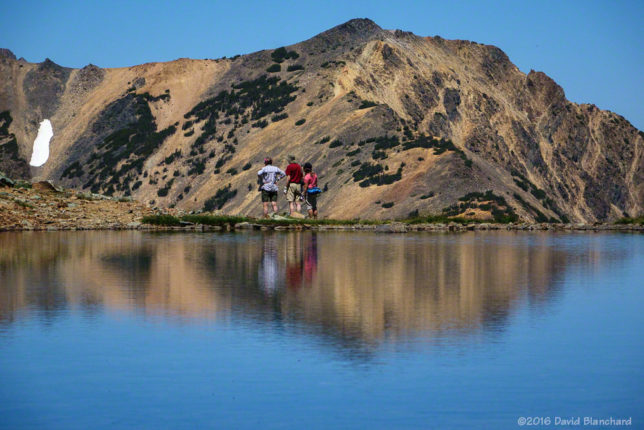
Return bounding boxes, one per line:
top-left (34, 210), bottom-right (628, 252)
top-left (0, 19), bottom-right (642, 222)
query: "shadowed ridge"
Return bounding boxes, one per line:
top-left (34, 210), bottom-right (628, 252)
top-left (330, 18), bottom-right (382, 35)
top-left (0, 48), bottom-right (16, 60)
top-left (299, 18), bottom-right (385, 51)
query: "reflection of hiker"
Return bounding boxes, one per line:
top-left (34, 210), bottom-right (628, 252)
top-left (258, 157), bottom-right (286, 218)
top-left (303, 162), bottom-right (321, 219)
top-left (284, 155), bottom-right (304, 216)
top-left (304, 232), bottom-right (318, 282)
top-left (258, 234), bottom-right (279, 295)
top-left (285, 232), bottom-right (303, 290)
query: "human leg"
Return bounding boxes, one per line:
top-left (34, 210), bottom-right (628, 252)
top-left (310, 194), bottom-right (318, 219)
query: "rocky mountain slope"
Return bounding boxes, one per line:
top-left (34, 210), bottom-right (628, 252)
top-left (1, 19), bottom-right (642, 222)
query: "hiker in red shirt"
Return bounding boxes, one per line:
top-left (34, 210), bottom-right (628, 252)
top-left (284, 155), bottom-right (304, 216)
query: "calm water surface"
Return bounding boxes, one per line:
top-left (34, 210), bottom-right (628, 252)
top-left (0, 231), bottom-right (642, 429)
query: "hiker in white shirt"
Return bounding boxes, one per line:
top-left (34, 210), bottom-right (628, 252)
top-left (257, 157), bottom-right (286, 217)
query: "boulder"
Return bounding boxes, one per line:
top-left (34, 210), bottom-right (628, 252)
top-left (32, 180), bottom-right (62, 192)
top-left (0, 172), bottom-right (15, 187)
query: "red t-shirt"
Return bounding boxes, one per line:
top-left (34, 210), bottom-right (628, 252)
top-left (285, 163), bottom-right (304, 184)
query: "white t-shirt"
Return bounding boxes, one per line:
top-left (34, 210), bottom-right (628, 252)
top-left (258, 165), bottom-right (286, 192)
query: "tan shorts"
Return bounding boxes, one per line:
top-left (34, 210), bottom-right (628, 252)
top-left (286, 183), bottom-right (302, 202)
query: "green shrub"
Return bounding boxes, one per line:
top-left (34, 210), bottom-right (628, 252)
top-left (382, 202), bottom-right (394, 208)
top-left (287, 64), bottom-right (304, 72)
top-left (252, 119), bottom-right (269, 128)
top-left (371, 150), bottom-right (387, 160)
top-left (164, 150), bottom-right (181, 165)
top-left (271, 113), bottom-right (288, 122)
top-left (295, 118), bottom-right (306, 126)
top-left (329, 139), bottom-right (343, 148)
top-left (227, 168), bottom-right (238, 175)
top-left (61, 161), bottom-right (84, 179)
top-left (373, 135), bottom-right (400, 150)
top-left (266, 63), bottom-right (281, 73)
top-left (358, 100), bottom-right (377, 109)
top-left (157, 178), bottom-right (174, 197)
top-left (242, 162), bottom-right (252, 171)
top-left (215, 156), bottom-right (230, 169)
top-left (204, 184), bottom-right (237, 211)
top-left (188, 159), bottom-right (205, 175)
top-left (271, 47), bottom-right (299, 63)
top-left (358, 164), bottom-right (403, 188)
top-left (353, 163), bottom-right (383, 182)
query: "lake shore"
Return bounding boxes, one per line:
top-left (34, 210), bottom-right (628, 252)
top-left (1, 179), bottom-right (642, 233)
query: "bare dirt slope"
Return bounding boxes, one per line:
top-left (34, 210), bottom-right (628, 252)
top-left (1, 19), bottom-right (642, 222)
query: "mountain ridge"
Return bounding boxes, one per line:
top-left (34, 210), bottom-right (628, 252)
top-left (0, 19), bottom-right (642, 222)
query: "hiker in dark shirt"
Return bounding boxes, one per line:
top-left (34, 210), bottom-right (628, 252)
top-left (284, 155), bottom-right (304, 216)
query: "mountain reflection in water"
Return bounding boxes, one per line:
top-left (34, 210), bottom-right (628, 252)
top-left (0, 231), bottom-right (622, 349)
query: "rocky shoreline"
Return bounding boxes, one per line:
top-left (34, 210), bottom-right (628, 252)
top-left (1, 178), bottom-right (642, 233)
top-left (125, 221), bottom-right (644, 233)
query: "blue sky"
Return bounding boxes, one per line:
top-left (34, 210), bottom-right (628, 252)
top-left (2, 0), bottom-right (643, 129)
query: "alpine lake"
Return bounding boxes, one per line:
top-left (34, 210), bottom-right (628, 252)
top-left (1, 230), bottom-right (642, 429)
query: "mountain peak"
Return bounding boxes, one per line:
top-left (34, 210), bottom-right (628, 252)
top-left (334, 18), bottom-right (382, 34)
top-left (299, 18), bottom-right (384, 53)
top-left (0, 48), bottom-right (16, 60)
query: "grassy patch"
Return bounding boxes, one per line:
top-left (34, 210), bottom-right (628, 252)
top-left (615, 216), bottom-right (644, 225)
top-left (141, 214), bottom-right (182, 226)
top-left (182, 214), bottom-right (246, 225)
top-left (403, 215), bottom-right (483, 225)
